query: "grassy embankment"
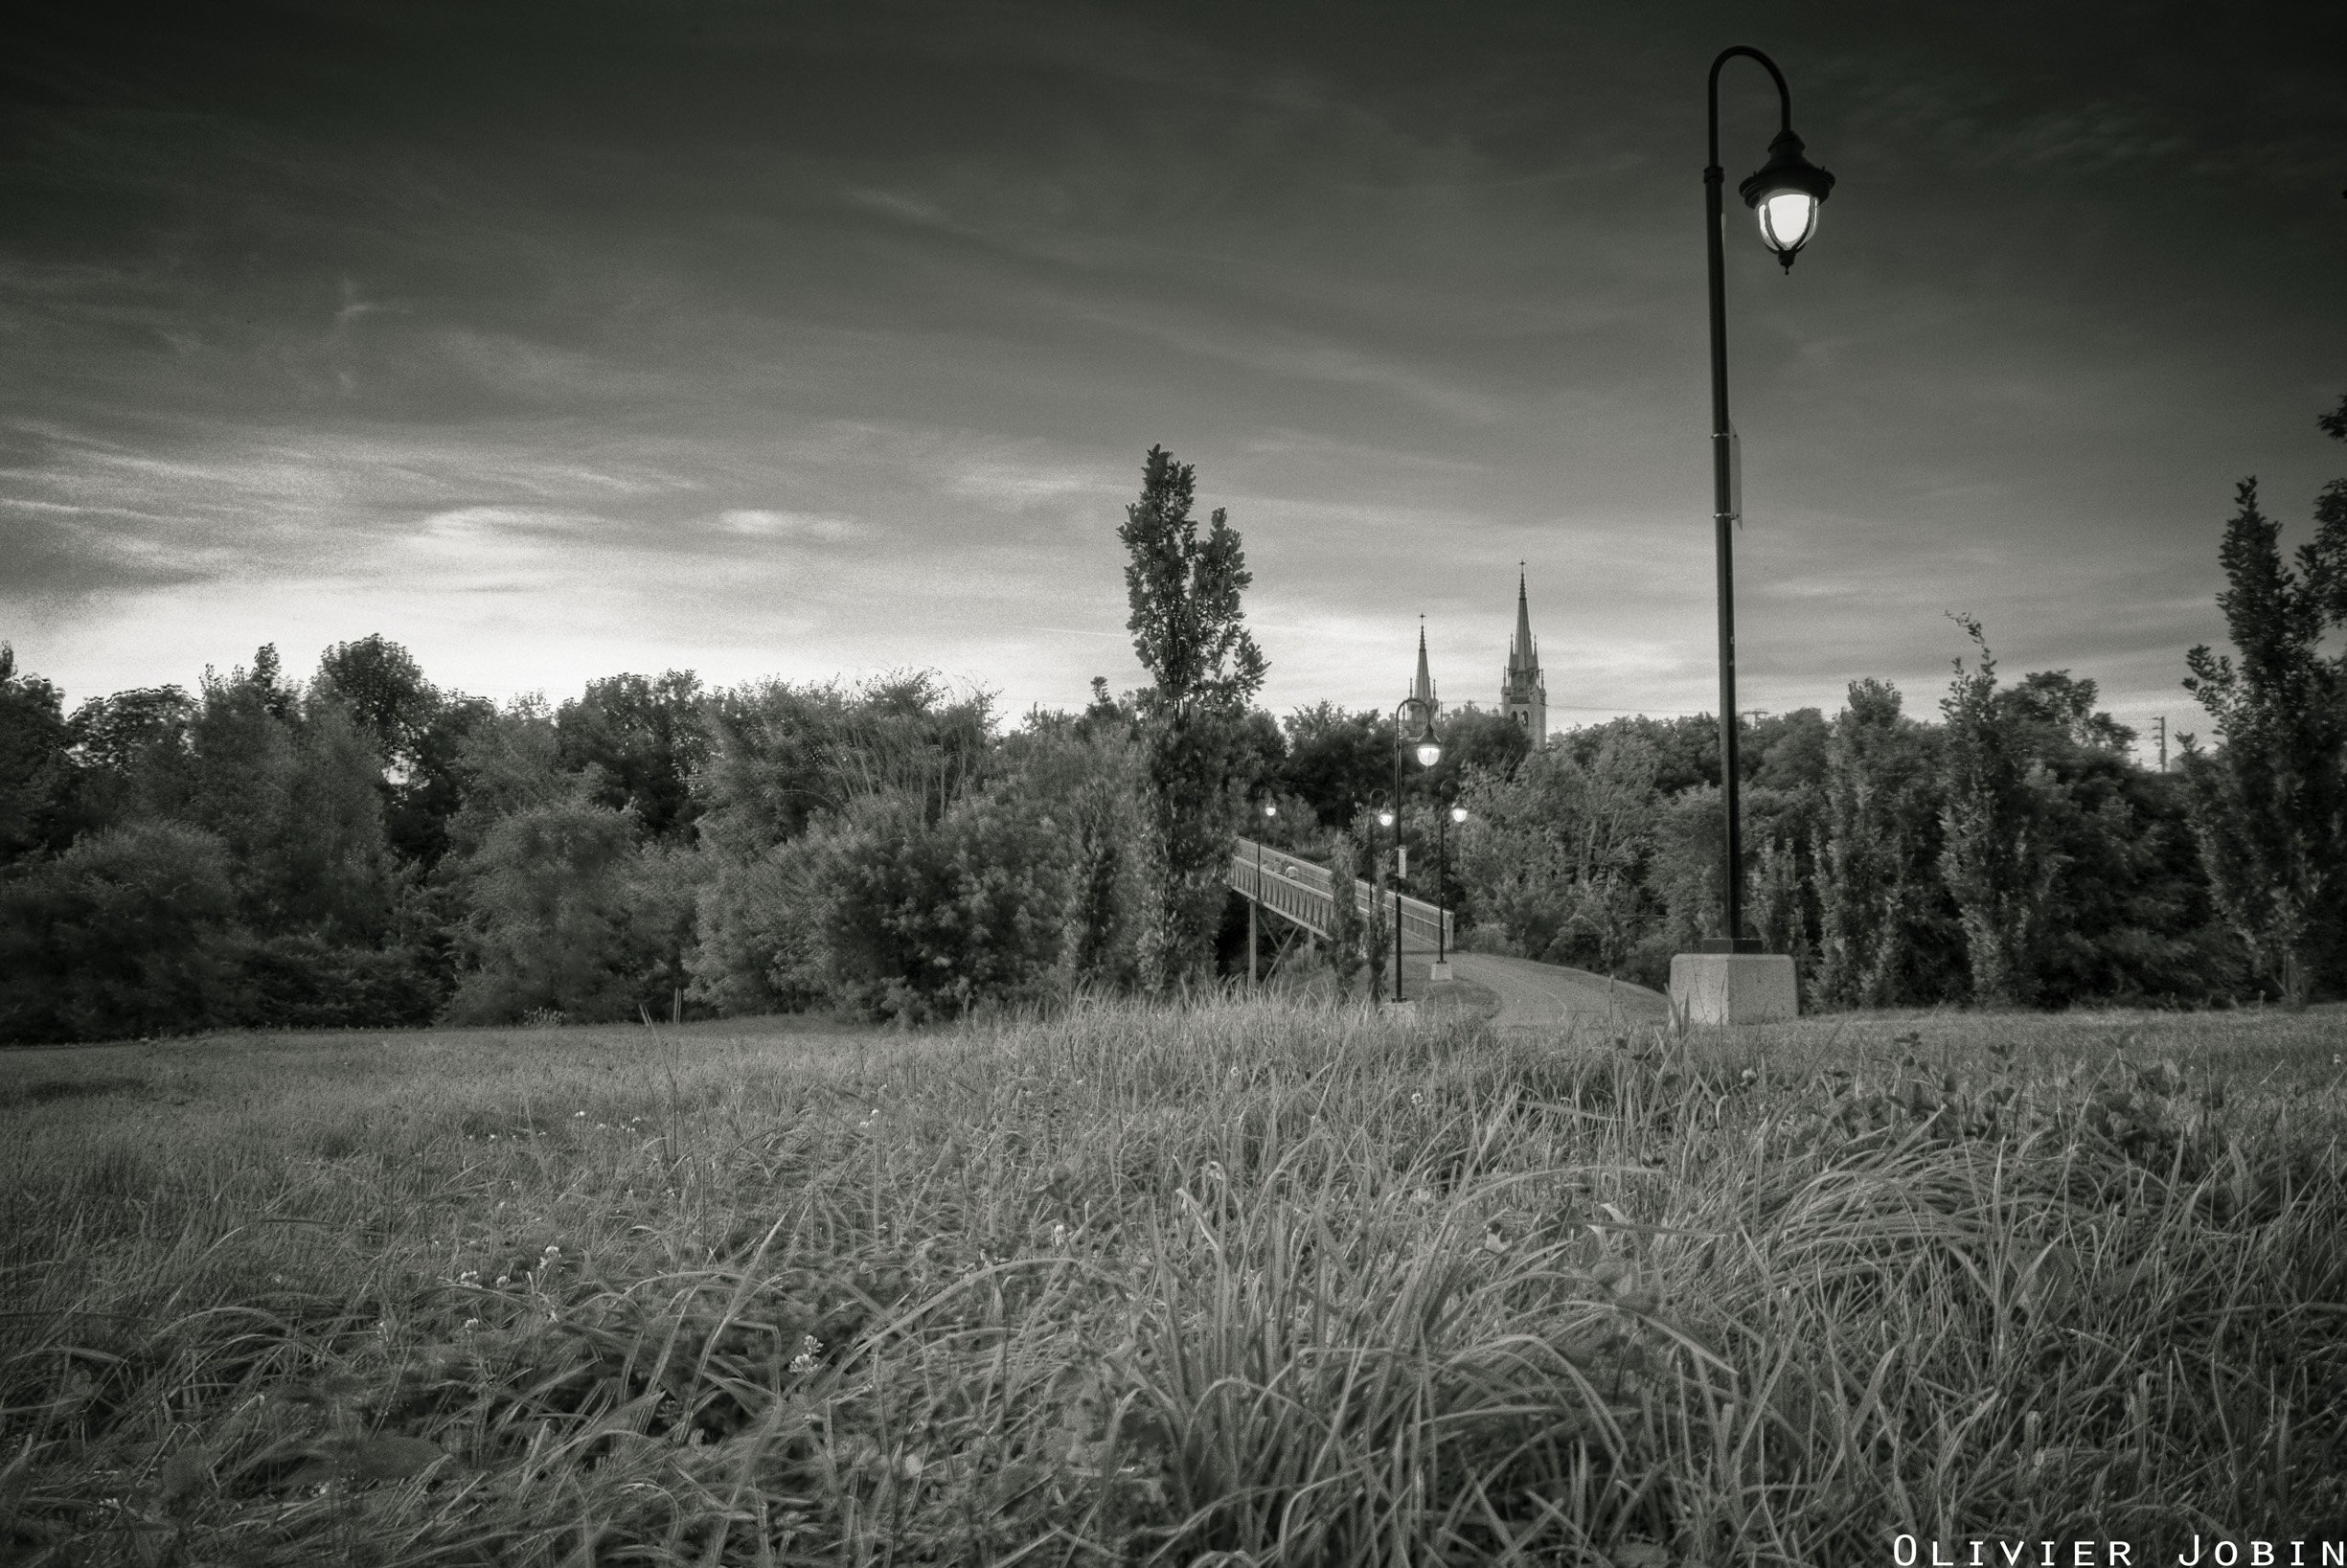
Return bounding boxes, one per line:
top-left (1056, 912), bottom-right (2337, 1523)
top-left (3, 998), bottom-right (2344, 1564)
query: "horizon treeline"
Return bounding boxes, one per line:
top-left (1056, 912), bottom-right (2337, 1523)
top-left (0, 621), bottom-right (2324, 1044)
top-left (2, 400), bottom-right (2342, 1042)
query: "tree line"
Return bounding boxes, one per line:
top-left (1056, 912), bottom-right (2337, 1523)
top-left (1, 406), bottom-right (2341, 1042)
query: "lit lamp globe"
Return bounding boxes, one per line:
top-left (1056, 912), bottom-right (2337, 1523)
top-left (1737, 129), bottom-right (1835, 271)
top-left (1414, 721), bottom-right (1442, 769)
top-left (1377, 807), bottom-right (1396, 829)
top-left (1449, 805), bottom-right (1467, 825)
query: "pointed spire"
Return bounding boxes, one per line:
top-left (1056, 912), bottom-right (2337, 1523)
top-left (1410, 615), bottom-right (1437, 714)
top-left (1509, 566), bottom-right (1535, 671)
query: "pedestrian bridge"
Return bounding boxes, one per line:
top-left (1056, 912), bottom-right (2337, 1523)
top-left (1227, 836), bottom-right (1452, 959)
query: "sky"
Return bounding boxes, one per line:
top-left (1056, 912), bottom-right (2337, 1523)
top-left (4, 0), bottom-right (2343, 764)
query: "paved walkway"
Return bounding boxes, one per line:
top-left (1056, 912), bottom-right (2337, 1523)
top-left (1435, 951), bottom-right (1671, 1031)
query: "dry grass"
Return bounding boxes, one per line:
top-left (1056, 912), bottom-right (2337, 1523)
top-left (3, 999), bottom-right (2344, 1564)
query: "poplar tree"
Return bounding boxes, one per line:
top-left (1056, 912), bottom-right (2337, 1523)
top-left (1325, 834), bottom-right (1368, 998)
top-left (1814, 679), bottom-right (1930, 1007)
top-left (1117, 445), bottom-right (1266, 995)
top-left (2180, 409), bottom-right (2347, 1005)
top-left (1938, 619), bottom-right (2064, 1007)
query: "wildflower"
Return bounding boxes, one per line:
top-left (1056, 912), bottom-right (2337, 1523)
top-left (1740, 1068), bottom-right (1758, 1086)
top-left (458, 1270), bottom-right (479, 1285)
top-left (1051, 1222), bottom-right (1069, 1249)
top-left (494, 1275), bottom-right (512, 1287)
top-left (1409, 1188), bottom-right (1434, 1206)
top-left (1410, 1093), bottom-right (1424, 1106)
top-left (542, 1243), bottom-right (561, 1259)
top-left (462, 1318), bottom-right (481, 1331)
top-left (487, 1134), bottom-right (498, 1142)
top-left (1482, 1228), bottom-right (1509, 1256)
top-left (574, 1110), bottom-right (587, 1119)
top-left (790, 1332), bottom-right (822, 1375)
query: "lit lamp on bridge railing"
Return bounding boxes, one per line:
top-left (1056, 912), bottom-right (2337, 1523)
top-left (1365, 791), bottom-right (1397, 997)
top-left (1251, 801), bottom-right (1278, 987)
top-left (1389, 699), bottom-right (1440, 1004)
top-left (1431, 802), bottom-right (1467, 982)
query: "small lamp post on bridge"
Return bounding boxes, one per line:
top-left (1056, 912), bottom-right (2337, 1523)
top-left (1251, 801), bottom-right (1277, 987)
top-left (1389, 697), bottom-right (1441, 1004)
top-left (1368, 792), bottom-right (1395, 998)
top-left (1432, 802), bottom-right (1467, 983)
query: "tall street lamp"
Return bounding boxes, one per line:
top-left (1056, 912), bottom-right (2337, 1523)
top-left (1252, 801), bottom-right (1277, 986)
top-left (1390, 697), bottom-right (1441, 1003)
top-left (1669, 45), bottom-right (1832, 1028)
top-left (1436, 803), bottom-right (1466, 977)
top-left (1702, 44), bottom-right (1834, 955)
top-left (1369, 792), bottom-right (1395, 996)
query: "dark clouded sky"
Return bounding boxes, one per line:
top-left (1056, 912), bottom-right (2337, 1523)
top-left (5, 1), bottom-right (2342, 756)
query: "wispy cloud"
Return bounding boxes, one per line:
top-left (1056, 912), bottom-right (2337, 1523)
top-left (718, 509), bottom-right (861, 540)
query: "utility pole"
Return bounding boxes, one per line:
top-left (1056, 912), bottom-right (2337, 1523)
top-left (2155, 716), bottom-right (2167, 774)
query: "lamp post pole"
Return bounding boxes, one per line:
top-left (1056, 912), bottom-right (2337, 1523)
top-left (1252, 801), bottom-right (1276, 986)
top-left (1390, 699), bottom-right (1412, 1004)
top-left (1439, 804), bottom-right (1465, 966)
top-left (1367, 791), bottom-right (1392, 1000)
top-left (1701, 44), bottom-right (1833, 955)
top-left (1389, 695), bottom-right (1443, 1003)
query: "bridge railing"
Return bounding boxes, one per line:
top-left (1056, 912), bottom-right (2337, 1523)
top-left (1229, 837), bottom-right (1453, 952)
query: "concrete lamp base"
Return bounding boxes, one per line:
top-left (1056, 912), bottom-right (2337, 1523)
top-left (1669, 952), bottom-right (1797, 1026)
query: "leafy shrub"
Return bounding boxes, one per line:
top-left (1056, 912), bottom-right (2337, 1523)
top-left (812, 784), bottom-right (1078, 1023)
top-left (444, 803), bottom-right (701, 1025)
top-left (0, 820), bottom-right (239, 1042)
top-left (232, 931), bottom-right (444, 1030)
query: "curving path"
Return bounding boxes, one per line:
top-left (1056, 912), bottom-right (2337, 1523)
top-left (1438, 951), bottom-right (1671, 1032)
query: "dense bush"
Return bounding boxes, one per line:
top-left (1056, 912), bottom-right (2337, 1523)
top-left (445, 802), bottom-right (700, 1026)
top-left (0, 820), bottom-right (240, 1042)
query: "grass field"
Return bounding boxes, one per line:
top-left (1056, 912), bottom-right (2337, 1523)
top-left (4, 998), bottom-right (2345, 1565)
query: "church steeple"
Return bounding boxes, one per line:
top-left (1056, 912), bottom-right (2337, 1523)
top-left (1507, 568), bottom-right (1537, 673)
top-left (1500, 565), bottom-right (1547, 745)
top-left (1409, 615), bottom-right (1438, 717)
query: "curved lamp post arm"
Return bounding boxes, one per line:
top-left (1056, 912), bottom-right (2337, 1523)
top-left (1706, 45), bottom-right (1792, 170)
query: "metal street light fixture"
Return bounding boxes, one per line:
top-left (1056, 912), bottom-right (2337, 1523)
top-left (1389, 697), bottom-right (1440, 1003)
top-left (1702, 45), bottom-right (1834, 956)
top-left (1738, 130), bottom-right (1834, 272)
top-left (1252, 801), bottom-right (1278, 987)
top-left (1437, 803), bottom-right (1467, 971)
top-left (1365, 790), bottom-right (1395, 996)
